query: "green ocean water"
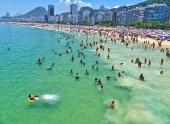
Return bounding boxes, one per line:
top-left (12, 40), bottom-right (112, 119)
top-left (0, 24), bottom-right (170, 124)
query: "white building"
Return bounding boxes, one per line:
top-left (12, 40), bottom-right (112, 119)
top-left (59, 13), bottom-right (71, 23)
top-left (54, 15), bottom-right (60, 23)
top-left (104, 11), bottom-right (113, 21)
top-left (48, 16), bottom-right (55, 22)
top-left (95, 11), bottom-right (104, 22)
top-left (89, 14), bottom-right (95, 25)
top-left (116, 6), bottom-right (128, 25)
top-left (79, 10), bottom-right (90, 22)
top-left (70, 15), bottom-right (78, 24)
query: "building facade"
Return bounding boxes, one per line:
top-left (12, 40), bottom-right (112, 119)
top-left (89, 14), bottom-right (95, 25)
top-left (78, 10), bottom-right (90, 22)
top-left (104, 11), bottom-right (113, 21)
top-left (48, 4), bottom-right (55, 22)
top-left (95, 11), bottom-right (104, 22)
top-left (70, 4), bottom-right (78, 24)
top-left (127, 7), bottom-right (145, 23)
top-left (59, 12), bottom-right (71, 23)
top-left (144, 3), bottom-right (168, 22)
top-left (132, 7), bottom-right (145, 22)
top-left (116, 6), bottom-right (127, 25)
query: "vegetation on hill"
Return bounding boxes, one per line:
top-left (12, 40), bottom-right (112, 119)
top-left (79, 7), bottom-right (98, 14)
top-left (134, 0), bottom-right (170, 7)
top-left (16, 7), bottom-right (47, 18)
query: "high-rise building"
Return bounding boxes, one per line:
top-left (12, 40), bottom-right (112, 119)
top-left (78, 10), bottom-right (84, 22)
top-left (104, 11), bottom-right (113, 21)
top-left (116, 6), bottom-right (128, 25)
top-left (95, 11), bottom-right (104, 22)
top-left (78, 10), bottom-right (90, 22)
top-left (70, 4), bottom-right (78, 24)
top-left (127, 7), bottom-right (145, 23)
top-left (48, 4), bottom-right (54, 22)
top-left (144, 3), bottom-right (167, 22)
top-left (70, 4), bottom-right (78, 15)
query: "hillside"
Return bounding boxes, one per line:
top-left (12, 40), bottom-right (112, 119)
top-left (17, 7), bottom-right (47, 18)
top-left (79, 7), bottom-right (97, 14)
top-left (134, 0), bottom-right (170, 7)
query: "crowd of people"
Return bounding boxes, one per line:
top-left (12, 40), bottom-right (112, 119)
top-left (9, 22), bottom-right (169, 109)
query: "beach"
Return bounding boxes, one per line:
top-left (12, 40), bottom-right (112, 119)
top-left (0, 22), bottom-right (170, 124)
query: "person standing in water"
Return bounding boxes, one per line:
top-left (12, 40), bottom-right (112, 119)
top-left (161, 59), bottom-right (164, 65)
top-left (85, 70), bottom-right (89, 74)
top-left (139, 73), bottom-right (145, 81)
top-left (108, 101), bottom-right (115, 108)
top-left (75, 73), bottom-right (79, 79)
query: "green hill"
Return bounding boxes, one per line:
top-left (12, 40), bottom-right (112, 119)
top-left (16, 7), bottom-right (47, 18)
top-left (134, 0), bottom-right (170, 7)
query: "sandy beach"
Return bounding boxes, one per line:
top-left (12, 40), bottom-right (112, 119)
top-left (5, 22), bottom-right (170, 50)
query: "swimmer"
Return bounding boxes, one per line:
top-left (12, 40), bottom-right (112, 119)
top-left (75, 73), bottom-right (79, 79)
top-left (38, 58), bottom-right (41, 63)
top-left (96, 61), bottom-right (98, 65)
top-left (120, 62), bottom-right (124, 65)
top-left (7, 48), bottom-right (10, 50)
top-left (95, 78), bottom-right (98, 82)
top-left (47, 67), bottom-right (52, 70)
top-left (107, 54), bottom-right (110, 59)
top-left (106, 76), bottom-right (111, 80)
top-left (70, 69), bottom-right (73, 73)
top-left (117, 72), bottom-right (123, 78)
top-left (51, 63), bottom-right (54, 66)
top-left (148, 60), bottom-right (151, 66)
top-left (98, 79), bottom-right (102, 85)
top-left (59, 53), bottom-right (62, 56)
top-left (139, 73), bottom-right (145, 81)
top-left (108, 101), bottom-right (115, 108)
top-left (96, 67), bottom-right (99, 70)
top-left (71, 55), bottom-right (74, 61)
top-left (100, 84), bottom-right (103, 89)
top-left (92, 64), bottom-right (94, 69)
top-left (160, 70), bottom-right (163, 74)
top-left (85, 70), bottom-right (89, 74)
top-left (111, 65), bottom-right (114, 70)
top-left (161, 59), bottom-right (163, 65)
top-left (28, 93), bottom-right (39, 100)
top-left (144, 58), bottom-right (147, 64)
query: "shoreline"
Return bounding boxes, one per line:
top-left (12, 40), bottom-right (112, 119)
top-left (3, 22), bottom-right (170, 50)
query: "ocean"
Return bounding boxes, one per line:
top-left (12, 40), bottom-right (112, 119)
top-left (0, 23), bottom-right (170, 124)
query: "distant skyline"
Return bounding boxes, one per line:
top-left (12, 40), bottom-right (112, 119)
top-left (0, 0), bottom-right (145, 17)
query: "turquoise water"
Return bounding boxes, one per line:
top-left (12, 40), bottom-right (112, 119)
top-left (0, 24), bottom-right (170, 124)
